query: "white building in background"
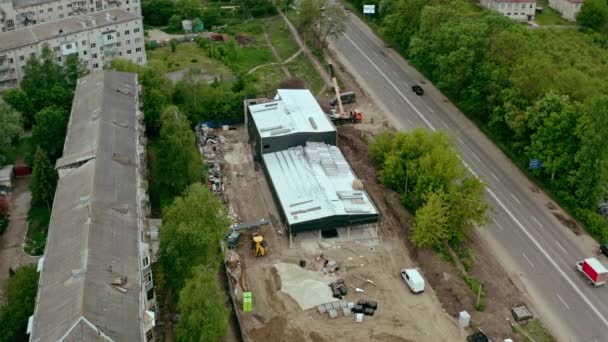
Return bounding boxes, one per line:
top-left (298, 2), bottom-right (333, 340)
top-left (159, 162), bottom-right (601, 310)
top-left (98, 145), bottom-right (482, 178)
top-left (0, 8), bottom-right (146, 91)
top-left (548, 0), bottom-right (583, 21)
top-left (0, 0), bottom-right (140, 32)
top-left (480, 0), bottom-right (536, 21)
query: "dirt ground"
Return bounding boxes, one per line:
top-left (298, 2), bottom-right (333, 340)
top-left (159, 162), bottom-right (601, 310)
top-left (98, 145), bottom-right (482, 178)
top-left (0, 176), bottom-right (40, 298)
top-left (218, 128), bottom-right (466, 341)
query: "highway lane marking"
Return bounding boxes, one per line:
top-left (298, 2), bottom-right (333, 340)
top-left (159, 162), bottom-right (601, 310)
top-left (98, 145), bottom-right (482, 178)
top-left (457, 137), bottom-right (464, 144)
top-left (522, 253), bottom-right (535, 268)
top-left (472, 152), bottom-right (481, 162)
top-left (532, 216), bottom-right (544, 228)
top-left (490, 171), bottom-right (499, 181)
top-left (493, 219), bottom-right (504, 231)
top-left (342, 31), bottom-right (608, 329)
top-left (425, 105), bottom-right (435, 114)
top-left (555, 241), bottom-right (567, 254)
top-left (556, 294), bottom-right (571, 310)
top-left (510, 193), bottom-right (521, 205)
top-left (343, 33), bottom-right (437, 131)
top-left (440, 119), bottom-right (448, 128)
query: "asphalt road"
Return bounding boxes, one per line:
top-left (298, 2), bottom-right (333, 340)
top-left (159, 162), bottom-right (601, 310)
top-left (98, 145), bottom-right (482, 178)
top-left (331, 12), bottom-right (608, 342)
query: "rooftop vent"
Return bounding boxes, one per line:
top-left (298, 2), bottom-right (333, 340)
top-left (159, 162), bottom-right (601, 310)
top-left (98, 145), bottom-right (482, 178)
top-left (111, 204), bottom-right (129, 214)
top-left (308, 117), bottom-right (318, 130)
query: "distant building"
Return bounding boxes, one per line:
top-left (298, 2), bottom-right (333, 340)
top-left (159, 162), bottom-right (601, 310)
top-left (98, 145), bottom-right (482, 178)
top-left (480, 0), bottom-right (536, 21)
top-left (548, 0), bottom-right (583, 20)
top-left (0, 9), bottom-right (146, 91)
top-left (246, 89), bottom-right (379, 239)
top-left (29, 71), bottom-right (155, 341)
top-left (0, 0), bottom-right (140, 32)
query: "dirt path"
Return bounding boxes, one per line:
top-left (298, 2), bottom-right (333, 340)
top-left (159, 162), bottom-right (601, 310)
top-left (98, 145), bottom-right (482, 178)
top-left (0, 176), bottom-right (40, 297)
top-left (263, 31), bottom-right (291, 77)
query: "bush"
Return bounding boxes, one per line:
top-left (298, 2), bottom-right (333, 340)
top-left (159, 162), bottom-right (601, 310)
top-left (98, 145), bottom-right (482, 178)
top-left (191, 58), bottom-right (198, 63)
top-left (463, 274), bottom-right (486, 311)
top-left (575, 208), bottom-right (608, 243)
top-left (0, 265), bottom-right (39, 341)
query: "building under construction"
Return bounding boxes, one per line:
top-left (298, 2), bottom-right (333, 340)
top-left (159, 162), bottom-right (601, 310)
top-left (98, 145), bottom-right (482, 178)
top-left (245, 89), bottom-right (379, 239)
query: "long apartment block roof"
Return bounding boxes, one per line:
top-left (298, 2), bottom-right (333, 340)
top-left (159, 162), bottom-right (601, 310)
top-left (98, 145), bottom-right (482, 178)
top-left (249, 89), bottom-right (335, 139)
top-left (30, 71), bottom-right (144, 341)
top-left (0, 9), bottom-right (140, 51)
top-left (262, 142), bottom-right (378, 226)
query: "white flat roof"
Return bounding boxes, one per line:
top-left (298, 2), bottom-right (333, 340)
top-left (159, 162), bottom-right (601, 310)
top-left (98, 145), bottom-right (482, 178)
top-left (249, 89), bottom-right (335, 138)
top-left (262, 142), bottom-right (377, 225)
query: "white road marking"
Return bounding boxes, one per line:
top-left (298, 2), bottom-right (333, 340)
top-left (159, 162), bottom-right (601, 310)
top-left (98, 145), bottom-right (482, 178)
top-left (490, 171), bottom-right (499, 181)
top-left (472, 153), bottom-right (481, 162)
top-left (532, 216), bottom-right (544, 228)
top-left (557, 294), bottom-right (571, 310)
top-left (493, 219), bottom-right (504, 231)
top-left (510, 193), bottom-right (521, 205)
top-left (343, 32), bottom-right (608, 329)
top-left (523, 253), bottom-right (535, 268)
top-left (556, 241), bottom-right (567, 254)
top-left (425, 105), bottom-right (435, 113)
top-left (457, 137), bottom-right (464, 144)
top-left (440, 119), bottom-right (448, 128)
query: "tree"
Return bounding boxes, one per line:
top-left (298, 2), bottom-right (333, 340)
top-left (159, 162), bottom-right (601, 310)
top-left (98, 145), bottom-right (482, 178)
top-left (31, 106), bottom-right (68, 162)
top-left (0, 265), bottom-right (39, 342)
top-left (168, 14), bottom-right (183, 32)
top-left (296, 0), bottom-right (346, 48)
top-left (2, 89), bottom-right (33, 128)
top-left (159, 183), bottom-right (230, 291)
top-left (142, 0), bottom-right (176, 26)
top-left (175, 0), bottom-right (201, 19)
top-left (577, 0), bottom-right (608, 32)
top-left (175, 265), bottom-right (228, 342)
top-left (411, 190), bottom-right (449, 248)
top-left (157, 106), bottom-right (202, 196)
top-left (0, 100), bottom-right (23, 165)
top-left (63, 54), bottom-right (88, 90)
top-left (31, 147), bottom-right (58, 210)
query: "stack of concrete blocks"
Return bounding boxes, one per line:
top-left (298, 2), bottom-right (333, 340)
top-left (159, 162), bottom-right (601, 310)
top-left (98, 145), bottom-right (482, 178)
top-left (317, 300), bottom-right (352, 319)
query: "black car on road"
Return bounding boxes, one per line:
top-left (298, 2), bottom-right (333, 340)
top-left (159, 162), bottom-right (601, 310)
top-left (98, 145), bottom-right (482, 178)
top-left (412, 85), bottom-right (424, 96)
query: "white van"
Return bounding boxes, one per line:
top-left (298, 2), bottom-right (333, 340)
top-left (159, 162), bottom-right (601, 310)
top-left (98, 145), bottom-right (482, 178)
top-left (400, 268), bottom-right (425, 294)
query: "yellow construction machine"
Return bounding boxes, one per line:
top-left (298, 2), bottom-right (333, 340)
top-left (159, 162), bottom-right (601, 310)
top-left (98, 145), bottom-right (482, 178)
top-left (252, 233), bottom-right (268, 257)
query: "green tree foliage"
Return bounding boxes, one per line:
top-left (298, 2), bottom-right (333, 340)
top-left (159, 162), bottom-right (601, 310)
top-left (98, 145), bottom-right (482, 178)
top-left (157, 106), bottom-right (202, 196)
top-left (176, 265), bottom-right (229, 342)
top-left (31, 106), bottom-right (68, 162)
top-left (0, 100), bottom-right (23, 165)
top-left (159, 183), bottom-right (230, 291)
top-left (176, 0), bottom-right (201, 19)
top-left (20, 46), bottom-right (74, 114)
top-left (577, 0), bottom-right (608, 32)
top-left (142, 0), bottom-right (176, 26)
top-left (168, 14), bottom-right (183, 32)
top-left (296, 0), bottom-right (347, 48)
top-left (63, 54), bottom-right (88, 90)
top-left (370, 129), bottom-right (488, 247)
top-left (31, 147), bottom-right (58, 210)
top-left (245, 0), bottom-right (277, 17)
top-left (0, 265), bottom-right (39, 342)
top-left (2, 89), bottom-right (34, 128)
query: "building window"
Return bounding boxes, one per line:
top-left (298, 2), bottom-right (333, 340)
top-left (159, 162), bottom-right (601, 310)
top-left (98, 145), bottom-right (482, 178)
top-left (124, 29), bottom-right (130, 35)
top-left (137, 57), bottom-right (142, 63)
top-left (19, 55), bottom-right (24, 61)
top-left (30, 52), bottom-right (35, 58)
top-left (91, 43), bottom-right (96, 48)
top-left (135, 47), bottom-right (141, 52)
top-left (147, 288), bottom-right (154, 300)
top-left (48, 7), bottom-right (53, 12)
top-left (59, 14), bottom-right (64, 18)
top-left (83, 50), bottom-right (87, 55)
top-left (82, 40), bottom-right (86, 46)
top-left (84, 60), bottom-right (88, 65)
top-left (8, 58), bottom-right (13, 63)
top-left (521, 3), bottom-right (525, 8)
top-left (93, 63), bottom-right (99, 68)
top-left (39, 9), bottom-right (43, 14)
top-left (106, 34), bottom-right (113, 40)
top-left (58, 5), bottom-right (62, 9)
top-left (93, 53), bottom-right (97, 58)
top-left (134, 37), bottom-right (141, 43)
top-left (127, 50), bottom-right (132, 54)
top-left (53, 46), bottom-right (60, 52)
top-left (57, 57), bottom-right (62, 62)
top-left (134, 28), bottom-right (140, 33)
top-left (145, 272), bottom-right (152, 283)
top-left (143, 256), bottom-right (149, 268)
top-left (530, 4), bottom-right (533, 8)
top-left (65, 43), bottom-right (72, 49)
top-left (126, 39), bottom-right (130, 45)
top-left (146, 329), bottom-right (153, 341)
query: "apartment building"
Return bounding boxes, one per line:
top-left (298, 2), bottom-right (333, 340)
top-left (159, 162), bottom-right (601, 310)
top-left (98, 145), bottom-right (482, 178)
top-left (0, 8), bottom-right (146, 91)
top-left (28, 71), bottom-right (155, 341)
top-left (480, 0), bottom-right (536, 21)
top-left (0, 0), bottom-right (140, 32)
top-left (548, 0), bottom-right (583, 20)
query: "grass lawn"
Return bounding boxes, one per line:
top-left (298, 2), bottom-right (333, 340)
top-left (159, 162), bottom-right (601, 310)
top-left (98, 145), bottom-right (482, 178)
top-left (287, 54), bottom-right (325, 94)
top-left (220, 20), bottom-right (277, 74)
top-left (264, 16), bottom-right (299, 60)
top-left (25, 205), bottom-right (51, 256)
top-left (535, 0), bottom-right (574, 25)
top-left (513, 320), bottom-right (556, 342)
top-left (250, 64), bottom-right (284, 92)
top-left (147, 42), bottom-right (233, 76)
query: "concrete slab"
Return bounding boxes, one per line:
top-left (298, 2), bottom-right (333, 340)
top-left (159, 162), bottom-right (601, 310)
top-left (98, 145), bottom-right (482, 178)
top-left (274, 262), bottom-right (336, 310)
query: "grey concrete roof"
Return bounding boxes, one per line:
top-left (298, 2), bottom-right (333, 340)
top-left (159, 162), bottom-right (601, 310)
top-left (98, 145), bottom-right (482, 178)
top-left (31, 71), bottom-right (143, 341)
top-left (0, 9), bottom-right (141, 51)
top-left (262, 142), bottom-right (377, 225)
top-left (248, 89), bottom-right (335, 139)
top-left (13, 0), bottom-right (58, 9)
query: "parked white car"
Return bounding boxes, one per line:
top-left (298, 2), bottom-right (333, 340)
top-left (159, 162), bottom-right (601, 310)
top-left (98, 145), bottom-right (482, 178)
top-left (400, 268), bottom-right (425, 294)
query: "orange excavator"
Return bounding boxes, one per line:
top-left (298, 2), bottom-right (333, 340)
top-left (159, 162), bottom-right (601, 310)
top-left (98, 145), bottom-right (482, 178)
top-left (327, 63), bottom-right (363, 125)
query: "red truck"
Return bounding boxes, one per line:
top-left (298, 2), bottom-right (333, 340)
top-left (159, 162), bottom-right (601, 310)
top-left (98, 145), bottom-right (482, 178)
top-left (576, 258), bottom-right (608, 286)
